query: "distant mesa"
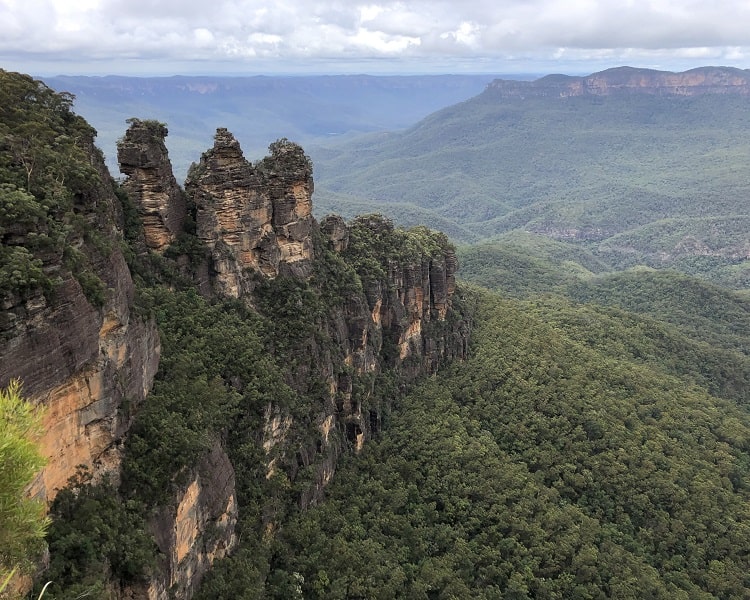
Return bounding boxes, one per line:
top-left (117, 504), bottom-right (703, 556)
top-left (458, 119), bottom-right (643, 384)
top-left (486, 66), bottom-right (750, 98)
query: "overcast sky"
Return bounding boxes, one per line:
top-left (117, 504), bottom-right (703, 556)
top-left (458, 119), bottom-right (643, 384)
top-left (3, 0), bottom-right (750, 76)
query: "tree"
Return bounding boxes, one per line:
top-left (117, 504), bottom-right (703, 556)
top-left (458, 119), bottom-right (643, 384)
top-left (0, 379), bottom-right (48, 580)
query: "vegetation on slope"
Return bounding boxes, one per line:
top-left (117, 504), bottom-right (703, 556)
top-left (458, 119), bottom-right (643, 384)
top-left (312, 87), bottom-right (750, 287)
top-left (457, 232), bottom-right (610, 298)
top-left (39, 203), bottom-right (465, 597)
top-left (0, 70), bottom-right (108, 306)
top-left (567, 270), bottom-right (750, 355)
top-left (267, 292), bottom-right (750, 599)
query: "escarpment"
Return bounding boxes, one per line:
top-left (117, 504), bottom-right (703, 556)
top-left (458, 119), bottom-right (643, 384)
top-left (148, 440), bottom-right (238, 600)
top-left (3, 74), bottom-right (471, 600)
top-left (114, 123), bottom-right (471, 597)
top-left (485, 66), bottom-right (750, 99)
top-left (0, 95), bottom-right (160, 505)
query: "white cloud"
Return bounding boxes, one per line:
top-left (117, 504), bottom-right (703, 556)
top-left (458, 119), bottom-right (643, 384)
top-left (3, 0), bottom-right (750, 74)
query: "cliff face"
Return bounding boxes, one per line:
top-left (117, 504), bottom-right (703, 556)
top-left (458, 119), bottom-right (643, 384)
top-left (184, 129), bottom-right (314, 297)
top-left (119, 122), bottom-right (468, 521)
top-left (147, 440), bottom-right (238, 600)
top-left (486, 66), bottom-right (750, 98)
top-left (118, 119), bottom-right (187, 252)
top-left (0, 136), bottom-right (160, 504)
top-left (2, 105), bottom-right (470, 599)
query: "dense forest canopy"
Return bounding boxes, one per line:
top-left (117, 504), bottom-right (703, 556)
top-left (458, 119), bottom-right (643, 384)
top-left (261, 292), bottom-right (750, 599)
top-left (311, 83), bottom-right (750, 289)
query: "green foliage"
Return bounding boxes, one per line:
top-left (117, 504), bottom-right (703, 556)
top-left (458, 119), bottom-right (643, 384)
top-left (567, 270), bottom-right (750, 355)
top-left (0, 70), bottom-right (109, 306)
top-left (42, 468), bottom-right (156, 598)
top-left (267, 292), bottom-right (750, 598)
top-left (313, 90), bottom-right (750, 286)
top-left (342, 214), bottom-right (452, 284)
top-left (0, 380), bottom-right (48, 578)
top-left (163, 231), bottom-right (208, 264)
top-left (121, 287), bottom-right (289, 506)
top-left (0, 70), bottom-right (99, 201)
top-left (0, 245), bottom-right (51, 298)
top-left (125, 117), bottom-right (167, 137)
top-left (457, 240), bottom-right (600, 298)
top-left (534, 295), bottom-right (750, 406)
top-left (310, 229), bottom-right (363, 302)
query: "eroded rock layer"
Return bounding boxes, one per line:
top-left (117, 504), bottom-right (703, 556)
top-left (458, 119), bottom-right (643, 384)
top-left (148, 440), bottom-right (238, 600)
top-left (185, 130), bottom-right (315, 297)
top-left (0, 140), bottom-right (160, 504)
top-left (486, 66), bottom-right (750, 98)
top-left (118, 119), bottom-right (187, 252)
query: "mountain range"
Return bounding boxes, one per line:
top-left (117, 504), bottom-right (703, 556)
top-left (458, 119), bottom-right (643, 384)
top-left (311, 66), bottom-right (750, 288)
top-left (42, 73), bottom-right (501, 181)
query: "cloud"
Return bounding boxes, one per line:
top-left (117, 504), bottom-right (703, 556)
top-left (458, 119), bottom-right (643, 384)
top-left (3, 0), bottom-right (750, 73)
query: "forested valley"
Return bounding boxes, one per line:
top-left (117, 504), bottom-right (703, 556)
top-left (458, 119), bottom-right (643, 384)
top-left (2, 68), bottom-right (750, 599)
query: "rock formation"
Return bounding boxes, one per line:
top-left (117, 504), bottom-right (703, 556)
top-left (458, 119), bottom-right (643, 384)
top-left (320, 214), bottom-right (350, 252)
top-left (0, 137), bottom-right (160, 504)
top-left (185, 129), bottom-right (314, 297)
top-left (148, 441), bottom-right (238, 599)
top-left (1, 79), bottom-right (470, 597)
top-left (118, 119), bottom-right (187, 252)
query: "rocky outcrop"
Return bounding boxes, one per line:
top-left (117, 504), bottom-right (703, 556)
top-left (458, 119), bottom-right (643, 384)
top-left (148, 440), bottom-right (238, 600)
top-left (118, 119), bottom-right (187, 252)
top-left (3, 93), bottom-right (470, 597)
top-left (0, 144), bottom-right (160, 504)
top-left (320, 215), bottom-right (350, 252)
top-left (364, 247), bottom-right (461, 373)
top-left (184, 130), bottom-right (314, 297)
top-left (279, 216), bottom-right (469, 508)
top-left (486, 66), bottom-right (750, 99)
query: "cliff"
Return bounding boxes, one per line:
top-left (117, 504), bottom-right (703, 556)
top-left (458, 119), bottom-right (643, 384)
top-left (114, 123), bottom-right (470, 597)
top-left (148, 440), bottom-right (238, 599)
top-left (117, 119), bottom-right (187, 252)
top-left (485, 66), bottom-right (750, 98)
top-left (184, 129), bottom-right (314, 297)
top-left (1, 72), bottom-right (471, 599)
top-left (0, 73), bottom-right (160, 507)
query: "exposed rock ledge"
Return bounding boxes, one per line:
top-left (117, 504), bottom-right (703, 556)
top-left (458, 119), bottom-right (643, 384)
top-left (486, 66), bottom-right (750, 98)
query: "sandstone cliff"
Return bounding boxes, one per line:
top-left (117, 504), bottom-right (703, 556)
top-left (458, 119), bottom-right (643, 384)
top-left (185, 129), bottom-right (314, 297)
top-left (0, 125), bottom-right (160, 505)
top-left (486, 66), bottom-right (750, 98)
top-left (113, 127), bottom-right (470, 591)
top-left (118, 119), bottom-right (187, 252)
top-left (1, 82), bottom-right (470, 598)
top-left (148, 440), bottom-right (238, 600)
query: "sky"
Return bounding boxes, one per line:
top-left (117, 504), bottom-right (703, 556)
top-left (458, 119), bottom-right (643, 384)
top-left (3, 0), bottom-right (750, 77)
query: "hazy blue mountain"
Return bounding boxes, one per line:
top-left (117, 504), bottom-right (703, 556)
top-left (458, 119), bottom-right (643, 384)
top-left (42, 74), bottom-right (504, 180)
top-left (311, 67), bottom-right (750, 286)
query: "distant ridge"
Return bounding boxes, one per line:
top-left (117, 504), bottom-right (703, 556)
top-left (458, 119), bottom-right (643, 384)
top-left (486, 66), bottom-right (750, 98)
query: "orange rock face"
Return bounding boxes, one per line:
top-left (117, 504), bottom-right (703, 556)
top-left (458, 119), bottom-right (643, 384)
top-left (148, 441), bottom-right (238, 600)
top-left (118, 119), bottom-right (187, 253)
top-left (185, 130), bottom-right (315, 297)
